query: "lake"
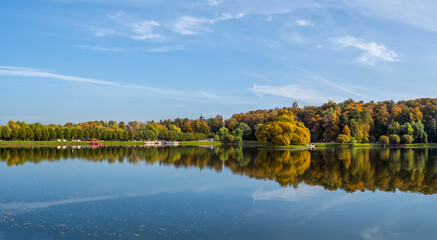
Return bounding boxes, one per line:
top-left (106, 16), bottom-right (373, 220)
top-left (1, 146), bottom-right (437, 240)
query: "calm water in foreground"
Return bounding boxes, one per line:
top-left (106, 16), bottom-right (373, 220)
top-left (1, 146), bottom-right (437, 240)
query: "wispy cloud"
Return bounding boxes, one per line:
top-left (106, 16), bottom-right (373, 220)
top-left (341, 0), bottom-right (437, 33)
top-left (252, 186), bottom-right (322, 202)
top-left (170, 13), bottom-right (244, 35)
top-left (0, 191), bottom-right (169, 211)
top-left (334, 36), bottom-right (400, 66)
top-left (76, 44), bottom-right (182, 53)
top-left (207, 0), bottom-right (223, 6)
top-left (252, 83), bottom-right (323, 102)
top-left (107, 11), bottom-right (162, 40)
top-left (295, 19), bottom-right (314, 26)
top-left (0, 195), bottom-right (116, 211)
top-left (145, 45), bottom-right (182, 52)
top-left (76, 45), bottom-right (124, 52)
top-left (230, 1), bottom-right (322, 16)
top-left (286, 65), bottom-right (364, 97)
top-left (0, 65), bottom-right (251, 104)
top-left (89, 11), bottom-right (162, 40)
top-left (0, 66), bottom-right (179, 95)
top-left (0, 66), bottom-right (118, 86)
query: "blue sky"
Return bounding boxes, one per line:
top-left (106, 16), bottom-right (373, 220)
top-left (1, 0), bottom-right (437, 124)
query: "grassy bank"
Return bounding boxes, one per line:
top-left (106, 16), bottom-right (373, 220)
top-left (0, 140), bottom-right (222, 148)
top-left (315, 143), bottom-right (379, 149)
top-left (178, 141), bottom-right (222, 146)
top-left (2, 140), bottom-right (436, 149)
top-left (242, 141), bottom-right (308, 149)
top-left (314, 143), bottom-right (437, 149)
top-left (0, 141), bottom-right (147, 147)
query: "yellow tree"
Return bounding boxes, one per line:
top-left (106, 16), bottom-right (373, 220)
top-left (255, 110), bottom-right (310, 146)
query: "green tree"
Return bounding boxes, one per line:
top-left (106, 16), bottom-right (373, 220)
top-left (401, 123), bottom-right (414, 136)
top-left (11, 128), bottom-right (19, 140)
top-left (63, 128), bottom-right (71, 140)
top-left (378, 135), bottom-right (389, 145)
top-left (232, 128), bottom-right (243, 143)
top-left (388, 121), bottom-right (401, 136)
top-left (18, 128), bottom-right (27, 140)
top-left (34, 127), bottom-right (42, 140)
top-left (411, 121), bottom-right (427, 143)
top-left (401, 134), bottom-right (413, 144)
top-left (218, 128), bottom-right (230, 142)
top-left (426, 119), bottom-right (437, 143)
top-left (389, 134), bottom-right (400, 144)
top-left (238, 122), bottom-right (252, 140)
top-left (26, 128), bottom-right (34, 140)
top-left (48, 128), bottom-right (56, 139)
top-left (41, 128), bottom-right (49, 140)
top-left (56, 128), bottom-right (63, 139)
top-left (336, 134), bottom-right (350, 144)
top-left (349, 119), bottom-right (363, 142)
top-left (1, 126), bottom-right (12, 140)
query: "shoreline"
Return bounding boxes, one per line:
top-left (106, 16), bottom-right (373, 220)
top-left (0, 141), bottom-right (222, 148)
top-left (1, 140), bottom-right (437, 149)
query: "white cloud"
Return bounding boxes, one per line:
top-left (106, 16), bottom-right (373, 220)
top-left (90, 27), bottom-right (116, 37)
top-left (334, 36), bottom-right (400, 66)
top-left (106, 11), bottom-right (162, 40)
top-left (170, 13), bottom-right (244, 35)
top-left (207, 0), bottom-right (223, 6)
top-left (252, 83), bottom-right (323, 102)
top-left (170, 16), bottom-right (210, 35)
top-left (295, 19), bottom-right (314, 26)
top-left (88, 11), bottom-right (162, 40)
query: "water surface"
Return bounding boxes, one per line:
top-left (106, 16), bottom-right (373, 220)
top-left (1, 146), bottom-right (437, 240)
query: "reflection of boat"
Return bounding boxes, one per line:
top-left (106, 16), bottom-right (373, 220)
top-left (89, 142), bottom-right (103, 146)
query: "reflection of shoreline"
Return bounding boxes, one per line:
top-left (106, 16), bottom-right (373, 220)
top-left (0, 147), bottom-right (436, 194)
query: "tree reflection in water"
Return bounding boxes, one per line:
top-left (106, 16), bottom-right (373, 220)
top-left (1, 146), bottom-right (437, 194)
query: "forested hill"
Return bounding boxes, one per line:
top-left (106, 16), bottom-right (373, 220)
top-left (1, 98), bottom-right (437, 144)
top-left (227, 98), bottom-right (437, 143)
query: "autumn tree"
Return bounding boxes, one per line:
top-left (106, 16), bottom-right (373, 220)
top-left (256, 110), bottom-right (310, 146)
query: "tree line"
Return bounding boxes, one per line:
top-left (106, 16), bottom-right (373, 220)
top-left (227, 98), bottom-right (437, 144)
top-left (0, 120), bottom-right (207, 142)
top-left (2, 98), bottom-right (437, 144)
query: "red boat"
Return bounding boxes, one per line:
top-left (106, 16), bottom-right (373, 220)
top-left (89, 142), bottom-right (103, 146)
